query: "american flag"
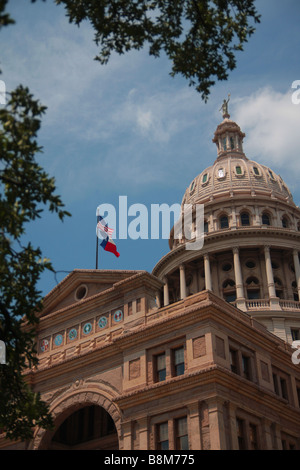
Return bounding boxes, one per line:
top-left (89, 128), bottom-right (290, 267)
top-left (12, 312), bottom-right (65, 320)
top-left (97, 220), bottom-right (114, 236)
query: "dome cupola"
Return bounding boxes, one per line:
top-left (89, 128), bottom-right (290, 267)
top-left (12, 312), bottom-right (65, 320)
top-left (213, 95), bottom-right (246, 160)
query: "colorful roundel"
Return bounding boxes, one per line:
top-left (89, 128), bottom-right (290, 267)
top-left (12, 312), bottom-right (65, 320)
top-left (68, 328), bottom-right (77, 341)
top-left (83, 322), bottom-right (92, 335)
top-left (54, 334), bottom-right (63, 346)
top-left (98, 316), bottom-right (107, 329)
top-left (40, 339), bottom-right (49, 352)
top-left (113, 309), bottom-right (123, 323)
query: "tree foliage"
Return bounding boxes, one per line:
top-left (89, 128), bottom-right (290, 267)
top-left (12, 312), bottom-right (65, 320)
top-left (55, 0), bottom-right (260, 100)
top-left (0, 79), bottom-right (70, 441)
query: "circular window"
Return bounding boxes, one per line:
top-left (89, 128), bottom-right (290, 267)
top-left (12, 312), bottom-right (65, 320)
top-left (54, 334), bottom-right (63, 347)
top-left (75, 285), bottom-right (88, 301)
top-left (98, 316), bottom-right (108, 329)
top-left (113, 310), bottom-right (123, 323)
top-left (245, 260), bottom-right (256, 269)
top-left (68, 328), bottom-right (77, 341)
top-left (40, 339), bottom-right (49, 352)
top-left (222, 263), bottom-right (232, 272)
top-left (83, 323), bottom-right (92, 335)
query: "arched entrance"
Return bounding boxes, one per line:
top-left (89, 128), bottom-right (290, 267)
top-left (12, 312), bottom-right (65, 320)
top-left (50, 404), bottom-right (119, 450)
top-left (31, 389), bottom-right (122, 450)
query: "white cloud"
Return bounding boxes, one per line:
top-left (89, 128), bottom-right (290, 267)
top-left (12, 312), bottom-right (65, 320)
top-left (233, 87), bottom-right (300, 171)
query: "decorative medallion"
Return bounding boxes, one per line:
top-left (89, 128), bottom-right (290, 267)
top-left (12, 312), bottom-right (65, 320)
top-left (68, 328), bottom-right (77, 341)
top-left (113, 309), bottom-right (123, 323)
top-left (54, 334), bottom-right (63, 347)
top-left (83, 322), bottom-right (92, 335)
top-left (40, 339), bottom-right (49, 352)
top-left (98, 316), bottom-right (107, 329)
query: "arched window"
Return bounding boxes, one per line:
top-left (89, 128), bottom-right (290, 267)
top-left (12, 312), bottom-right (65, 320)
top-left (274, 277), bottom-right (283, 299)
top-left (220, 215), bottom-right (229, 229)
top-left (292, 281), bottom-right (299, 301)
top-left (240, 212), bottom-right (250, 226)
top-left (222, 279), bottom-right (236, 303)
top-left (262, 212), bottom-right (271, 226)
top-left (223, 279), bottom-right (235, 289)
top-left (246, 277), bottom-right (260, 300)
top-left (282, 216), bottom-right (289, 228)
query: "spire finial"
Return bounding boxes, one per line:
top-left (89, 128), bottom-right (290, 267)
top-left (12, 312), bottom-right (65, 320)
top-left (219, 93), bottom-right (230, 119)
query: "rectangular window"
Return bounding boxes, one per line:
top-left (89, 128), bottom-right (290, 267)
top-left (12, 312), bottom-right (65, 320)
top-left (173, 347), bottom-right (185, 377)
top-left (175, 417), bottom-right (189, 450)
top-left (156, 353), bottom-right (166, 382)
top-left (249, 423), bottom-right (259, 450)
top-left (242, 355), bottom-right (250, 380)
top-left (128, 301), bottom-right (132, 315)
top-left (291, 328), bottom-right (300, 341)
top-left (136, 298), bottom-right (141, 312)
top-left (236, 418), bottom-right (246, 450)
top-left (157, 422), bottom-right (169, 450)
top-left (280, 378), bottom-right (288, 400)
top-left (273, 373), bottom-right (279, 395)
top-left (230, 349), bottom-right (238, 374)
top-left (297, 387), bottom-right (300, 407)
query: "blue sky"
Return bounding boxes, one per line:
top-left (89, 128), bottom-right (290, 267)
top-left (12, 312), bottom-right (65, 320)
top-left (1, 0), bottom-right (300, 297)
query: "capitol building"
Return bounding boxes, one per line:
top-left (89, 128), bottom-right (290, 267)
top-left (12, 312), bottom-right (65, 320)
top-left (1, 104), bottom-right (300, 450)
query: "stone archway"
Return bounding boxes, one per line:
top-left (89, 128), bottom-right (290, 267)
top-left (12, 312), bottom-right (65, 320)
top-left (30, 389), bottom-right (122, 450)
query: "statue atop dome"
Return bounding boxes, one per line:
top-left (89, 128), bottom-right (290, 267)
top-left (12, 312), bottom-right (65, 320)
top-left (220, 93), bottom-right (230, 118)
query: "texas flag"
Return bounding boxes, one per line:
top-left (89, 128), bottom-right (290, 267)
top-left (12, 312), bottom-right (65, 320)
top-left (97, 215), bottom-right (120, 258)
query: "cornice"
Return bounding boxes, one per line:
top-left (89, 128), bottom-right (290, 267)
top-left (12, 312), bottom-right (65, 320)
top-left (29, 291), bottom-right (295, 385)
top-left (153, 227), bottom-right (300, 277)
top-left (113, 365), bottom-right (300, 425)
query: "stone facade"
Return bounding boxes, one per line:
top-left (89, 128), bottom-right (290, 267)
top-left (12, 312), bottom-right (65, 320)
top-left (1, 115), bottom-right (300, 450)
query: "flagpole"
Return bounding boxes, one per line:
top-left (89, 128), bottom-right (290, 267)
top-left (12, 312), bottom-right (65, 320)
top-left (96, 234), bottom-right (98, 269)
top-left (96, 218), bottom-right (99, 269)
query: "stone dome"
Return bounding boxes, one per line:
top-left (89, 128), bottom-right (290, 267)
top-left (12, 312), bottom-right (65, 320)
top-left (182, 117), bottom-right (294, 208)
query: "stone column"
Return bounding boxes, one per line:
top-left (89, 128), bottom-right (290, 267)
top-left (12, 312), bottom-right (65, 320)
top-left (254, 205), bottom-right (260, 226)
top-left (163, 277), bottom-right (169, 306)
top-left (264, 246), bottom-right (281, 310)
top-left (122, 421), bottom-right (133, 450)
top-left (188, 403), bottom-right (202, 450)
top-left (231, 205), bottom-right (237, 229)
top-left (138, 417), bottom-right (149, 450)
top-left (293, 249), bottom-right (300, 300)
top-left (207, 398), bottom-right (227, 450)
top-left (227, 402), bottom-right (239, 450)
top-left (233, 247), bottom-right (246, 311)
top-left (155, 291), bottom-right (161, 309)
top-left (204, 254), bottom-right (212, 291)
top-left (261, 419), bottom-right (274, 450)
top-left (179, 264), bottom-right (187, 300)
